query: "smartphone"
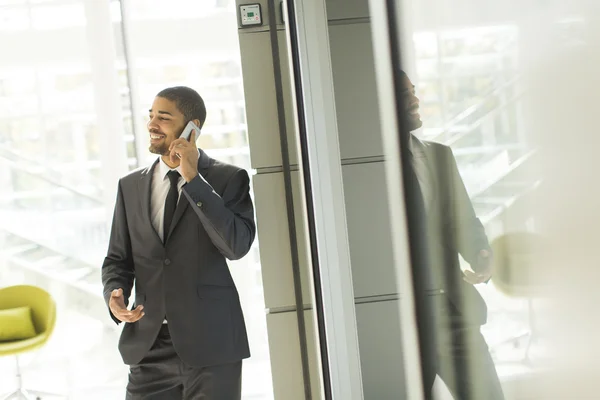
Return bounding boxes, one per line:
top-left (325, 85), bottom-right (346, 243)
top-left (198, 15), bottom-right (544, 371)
top-left (174, 121), bottom-right (200, 159)
top-left (180, 121), bottom-right (200, 141)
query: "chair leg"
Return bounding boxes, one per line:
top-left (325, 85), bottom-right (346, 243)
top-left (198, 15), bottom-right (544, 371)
top-left (0, 390), bottom-right (18, 400)
top-left (16, 389), bottom-right (35, 400)
top-left (1, 388), bottom-right (66, 400)
top-left (523, 298), bottom-right (536, 364)
top-left (5, 356), bottom-right (67, 399)
top-left (24, 389), bottom-right (66, 399)
top-left (0, 355), bottom-right (25, 400)
top-left (14, 356), bottom-right (21, 391)
top-left (0, 389), bottom-right (34, 400)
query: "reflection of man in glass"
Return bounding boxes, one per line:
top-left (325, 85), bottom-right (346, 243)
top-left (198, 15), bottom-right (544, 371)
top-left (399, 71), bottom-right (505, 400)
top-left (101, 87), bottom-right (255, 399)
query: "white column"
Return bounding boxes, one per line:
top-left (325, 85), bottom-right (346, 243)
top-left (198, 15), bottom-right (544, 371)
top-left (283, 0), bottom-right (364, 398)
top-left (368, 0), bottom-right (426, 399)
top-left (83, 0), bottom-right (129, 217)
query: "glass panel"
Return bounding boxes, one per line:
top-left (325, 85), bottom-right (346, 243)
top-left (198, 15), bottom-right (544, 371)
top-left (399, 14), bottom-right (537, 400)
top-left (0, 0), bottom-right (269, 399)
top-left (365, 0), bottom-right (600, 398)
top-left (311, 0), bottom-right (600, 398)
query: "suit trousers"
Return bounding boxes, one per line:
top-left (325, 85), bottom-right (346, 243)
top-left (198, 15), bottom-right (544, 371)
top-left (125, 324), bottom-right (242, 400)
top-left (423, 295), bottom-right (505, 400)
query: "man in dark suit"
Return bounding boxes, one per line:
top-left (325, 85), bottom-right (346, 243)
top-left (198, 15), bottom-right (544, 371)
top-left (399, 71), bottom-right (505, 400)
top-left (101, 86), bottom-right (255, 399)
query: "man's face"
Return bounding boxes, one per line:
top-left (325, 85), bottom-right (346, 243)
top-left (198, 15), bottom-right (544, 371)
top-left (400, 74), bottom-right (422, 132)
top-left (147, 96), bottom-right (186, 156)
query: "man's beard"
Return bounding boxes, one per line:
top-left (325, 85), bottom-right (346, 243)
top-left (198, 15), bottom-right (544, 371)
top-left (400, 115), bottom-right (423, 140)
top-left (149, 142), bottom-right (169, 156)
top-left (404, 114), bottom-right (423, 132)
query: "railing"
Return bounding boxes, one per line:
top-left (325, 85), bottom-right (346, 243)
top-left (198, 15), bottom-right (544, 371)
top-left (425, 74), bottom-right (539, 225)
top-left (0, 230), bottom-right (101, 295)
top-left (471, 149), bottom-right (537, 200)
top-left (0, 151), bottom-right (108, 267)
top-left (445, 91), bottom-right (524, 150)
top-left (0, 143), bottom-right (103, 201)
top-left (1, 230), bottom-right (114, 332)
top-left (443, 90), bottom-right (529, 194)
top-left (427, 75), bottom-right (522, 144)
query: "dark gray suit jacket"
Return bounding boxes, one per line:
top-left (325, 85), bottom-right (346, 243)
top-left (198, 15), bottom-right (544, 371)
top-left (419, 138), bottom-right (491, 325)
top-left (101, 149), bottom-right (255, 367)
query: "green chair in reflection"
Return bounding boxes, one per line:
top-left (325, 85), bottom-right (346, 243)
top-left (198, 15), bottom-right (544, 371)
top-left (490, 232), bottom-right (546, 364)
top-left (0, 285), bottom-right (63, 400)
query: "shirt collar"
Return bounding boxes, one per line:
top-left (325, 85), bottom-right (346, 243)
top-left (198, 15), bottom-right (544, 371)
top-left (157, 157), bottom-right (183, 182)
top-left (155, 151), bottom-right (201, 181)
top-left (409, 134), bottom-right (426, 157)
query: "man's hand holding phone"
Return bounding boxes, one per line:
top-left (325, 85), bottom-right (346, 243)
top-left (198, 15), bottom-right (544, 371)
top-left (170, 125), bottom-right (200, 183)
top-left (109, 288), bottom-right (144, 323)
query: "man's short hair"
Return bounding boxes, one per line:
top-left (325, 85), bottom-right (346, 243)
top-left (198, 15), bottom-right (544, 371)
top-left (156, 86), bottom-right (207, 128)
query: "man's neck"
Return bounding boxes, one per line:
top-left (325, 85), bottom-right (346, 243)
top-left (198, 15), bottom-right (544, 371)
top-left (161, 155), bottom-right (180, 169)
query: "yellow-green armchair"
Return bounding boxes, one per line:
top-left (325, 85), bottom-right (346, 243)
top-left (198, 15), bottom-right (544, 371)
top-left (0, 285), bottom-right (63, 400)
top-left (490, 232), bottom-right (547, 364)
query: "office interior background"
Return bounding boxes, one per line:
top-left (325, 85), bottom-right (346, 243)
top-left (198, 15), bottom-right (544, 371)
top-left (0, 0), bottom-right (599, 399)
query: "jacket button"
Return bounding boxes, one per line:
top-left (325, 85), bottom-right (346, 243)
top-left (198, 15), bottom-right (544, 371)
top-left (164, 259), bottom-right (171, 266)
top-left (196, 201), bottom-right (203, 208)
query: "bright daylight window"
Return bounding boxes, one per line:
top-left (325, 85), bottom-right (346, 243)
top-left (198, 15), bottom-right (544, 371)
top-left (414, 25), bottom-right (540, 374)
top-left (0, 1), bottom-right (273, 399)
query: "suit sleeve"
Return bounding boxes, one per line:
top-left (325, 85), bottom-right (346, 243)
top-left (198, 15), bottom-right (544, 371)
top-left (446, 147), bottom-right (492, 269)
top-left (101, 179), bottom-right (135, 325)
top-left (182, 168), bottom-right (256, 260)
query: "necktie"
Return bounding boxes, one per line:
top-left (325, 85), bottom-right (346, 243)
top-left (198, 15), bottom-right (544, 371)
top-left (163, 170), bottom-right (180, 242)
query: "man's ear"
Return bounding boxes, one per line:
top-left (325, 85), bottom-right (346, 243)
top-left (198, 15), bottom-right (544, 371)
top-left (193, 119), bottom-right (202, 130)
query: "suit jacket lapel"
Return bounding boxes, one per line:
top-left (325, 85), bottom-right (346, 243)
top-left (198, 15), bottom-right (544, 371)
top-left (432, 143), bottom-right (456, 223)
top-left (167, 149), bottom-right (212, 240)
top-left (167, 191), bottom-right (190, 240)
top-left (138, 158), bottom-right (163, 246)
top-left (415, 139), bottom-right (438, 212)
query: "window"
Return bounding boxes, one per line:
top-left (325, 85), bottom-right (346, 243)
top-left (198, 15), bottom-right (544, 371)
top-left (0, 1), bottom-right (272, 399)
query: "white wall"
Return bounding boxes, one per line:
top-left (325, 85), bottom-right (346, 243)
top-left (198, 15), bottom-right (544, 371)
top-left (327, 0), bottom-right (409, 398)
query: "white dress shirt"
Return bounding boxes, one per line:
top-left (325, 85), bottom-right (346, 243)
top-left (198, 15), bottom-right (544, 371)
top-left (409, 135), bottom-right (434, 210)
top-left (150, 158), bottom-right (185, 243)
top-left (150, 158), bottom-right (185, 325)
